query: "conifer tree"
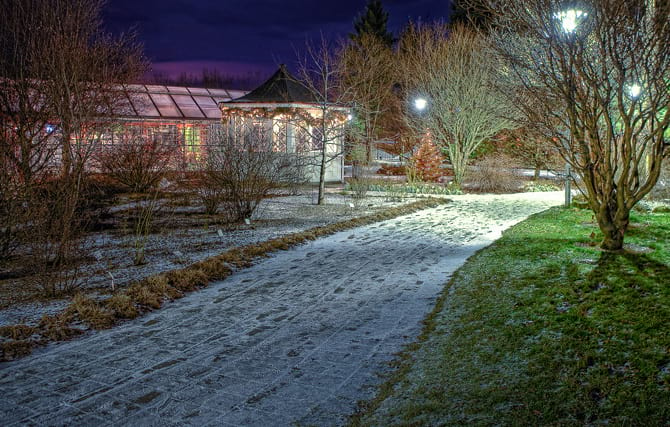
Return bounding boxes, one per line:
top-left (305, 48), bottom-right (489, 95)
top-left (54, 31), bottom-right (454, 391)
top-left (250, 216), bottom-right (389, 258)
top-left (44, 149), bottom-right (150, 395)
top-left (412, 141), bottom-right (444, 182)
top-left (350, 0), bottom-right (394, 46)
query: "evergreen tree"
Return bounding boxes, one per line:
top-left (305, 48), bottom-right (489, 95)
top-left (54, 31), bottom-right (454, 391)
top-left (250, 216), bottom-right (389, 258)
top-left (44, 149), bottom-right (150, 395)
top-left (350, 0), bottom-right (394, 46)
top-left (412, 141), bottom-right (444, 183)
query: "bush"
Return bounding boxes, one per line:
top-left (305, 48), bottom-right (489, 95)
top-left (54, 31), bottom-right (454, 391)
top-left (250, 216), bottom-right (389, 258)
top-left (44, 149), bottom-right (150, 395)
top-left (469, 154), bottom-right (521, 193)
top-left (94, 130), bottom-right (177, 193)
top-left (200, 123), bottom-right (307, 222)
top-left (348, 177), bottom-right (370, 208)
top-left (523, 180), bottom-right (561, 192)
top-left (377, 164), bottom-right (406, 176)
top-left (353, 182), bottom-right (462, 196)
top-left (27, 174), bottom-right (91, 296)
top-left (0, 181), bottom-right (27, 262)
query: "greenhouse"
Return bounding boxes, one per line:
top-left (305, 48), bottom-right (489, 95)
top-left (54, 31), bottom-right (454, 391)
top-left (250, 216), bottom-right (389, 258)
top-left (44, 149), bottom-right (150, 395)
top-left (96, 84), bottom-right (247, 169)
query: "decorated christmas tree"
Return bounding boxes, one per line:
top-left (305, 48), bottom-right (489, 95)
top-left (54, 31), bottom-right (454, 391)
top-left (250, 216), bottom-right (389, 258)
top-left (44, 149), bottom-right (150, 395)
top-left (411, 141), bottom-right (444, 182)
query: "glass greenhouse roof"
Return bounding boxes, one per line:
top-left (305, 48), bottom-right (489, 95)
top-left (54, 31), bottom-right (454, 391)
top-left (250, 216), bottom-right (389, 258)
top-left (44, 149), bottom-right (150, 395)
top-left (120, 85), bottom-right (246, 120)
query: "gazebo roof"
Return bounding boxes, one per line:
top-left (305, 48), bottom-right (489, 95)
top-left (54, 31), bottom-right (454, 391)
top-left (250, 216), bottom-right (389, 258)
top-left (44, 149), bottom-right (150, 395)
top-left (224, 64), bottom-right (316, 105)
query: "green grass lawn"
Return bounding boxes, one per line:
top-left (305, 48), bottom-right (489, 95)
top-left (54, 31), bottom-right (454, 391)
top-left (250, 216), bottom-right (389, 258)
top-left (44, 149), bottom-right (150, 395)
top-left (353, 207), bottom-right (670, 426)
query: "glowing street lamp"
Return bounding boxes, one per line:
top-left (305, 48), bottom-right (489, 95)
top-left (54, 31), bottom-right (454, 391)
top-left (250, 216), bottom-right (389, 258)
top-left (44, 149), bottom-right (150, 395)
top-left (628, 83), bottom-right (642, 99)
top-left (555, 9), bottom-right (587, 33)
top-left (414, 97), bottom-right (427, 112)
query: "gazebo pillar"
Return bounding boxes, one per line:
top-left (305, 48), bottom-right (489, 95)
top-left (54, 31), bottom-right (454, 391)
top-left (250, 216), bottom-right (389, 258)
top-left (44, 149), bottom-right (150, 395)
top-left (287, 121), bottom-right (295, 154)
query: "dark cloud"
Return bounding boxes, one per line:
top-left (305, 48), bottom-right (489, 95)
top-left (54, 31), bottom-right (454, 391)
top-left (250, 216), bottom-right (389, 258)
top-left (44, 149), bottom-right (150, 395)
top-left (103, 0), bottom-right (452, 76)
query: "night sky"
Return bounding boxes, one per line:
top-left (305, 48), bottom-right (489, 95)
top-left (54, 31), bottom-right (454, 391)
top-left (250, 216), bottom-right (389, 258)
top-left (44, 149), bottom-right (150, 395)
top-left (103, 0), bottom-right (453, 82)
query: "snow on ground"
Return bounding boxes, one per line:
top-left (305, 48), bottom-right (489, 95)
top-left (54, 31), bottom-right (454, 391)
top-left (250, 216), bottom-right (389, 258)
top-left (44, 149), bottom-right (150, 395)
top-left (0, 189), bottom-right (418, 327)
top-left (0, 191), bottom-right (562, 426)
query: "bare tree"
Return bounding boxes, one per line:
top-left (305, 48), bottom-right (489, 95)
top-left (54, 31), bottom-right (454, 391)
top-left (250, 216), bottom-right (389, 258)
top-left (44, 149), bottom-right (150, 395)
top-left (201, 123), bottom-right (307, 222)
top-left (0, 0), bottom-right (146, 283)
top-left (339, 33), bottom-right (396, 163)
top-left (0, 1), bottom-right (61, 190)
top-left (38, 0), bottom-right (147, 178)
top-left (480, 0), bottom-right (670, 250)
top-left (294, 37), bottom-right (351, 205)
top-left (397, 23), bottom-right (516, 187)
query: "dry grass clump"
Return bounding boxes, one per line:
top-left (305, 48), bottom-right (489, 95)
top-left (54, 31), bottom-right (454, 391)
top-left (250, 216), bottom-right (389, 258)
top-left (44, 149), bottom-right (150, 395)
top-left (104, 293), bottom-right (138, 319)
top-left (0, 324), bottom-right (37, 340)
top-left (0, 340), bottom-right (34, 360)
top-left (127, 284), bottom-right (162, 309)
top-left (66, 294), bottom-right (115, 330)
top-left (191, 258), bottom-right (232, 281)
top-left (165, 268), bottom-right (208, 292)
top-left (37, 313), bottom-right (83, 341)
top-left (219, 249), bottom-right (252, 268)
top-left (127, 276), bottom-right (171, 309)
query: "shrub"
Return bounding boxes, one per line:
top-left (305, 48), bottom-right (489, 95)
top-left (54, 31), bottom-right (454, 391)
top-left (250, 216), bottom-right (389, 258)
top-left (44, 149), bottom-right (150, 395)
top-left (27, 175), bottom-right (90, 296)
top-left (377, 164), bottom-right (406, 176)
top-left (94, 130), bottom-right (177, 193)
top-left (348, 177), bottom-right (371, 208)
top-left (469, 154), bottom-right (521, 193)
top-left (359, 182), bottom-right (462, 196)
top-left (523, 180), bottom-right (561, 192)
top-left (199, 124), bottom-right (307, 222)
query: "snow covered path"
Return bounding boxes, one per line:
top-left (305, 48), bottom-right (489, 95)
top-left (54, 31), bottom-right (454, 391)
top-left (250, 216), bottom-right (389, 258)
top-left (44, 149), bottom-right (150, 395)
top-left (1, 192), bottom-right (562, 426)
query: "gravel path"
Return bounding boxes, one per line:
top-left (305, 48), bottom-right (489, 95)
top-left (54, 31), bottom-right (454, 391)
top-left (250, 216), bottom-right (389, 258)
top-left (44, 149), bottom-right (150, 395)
top-left (0, 192), bottom-right (562, 426)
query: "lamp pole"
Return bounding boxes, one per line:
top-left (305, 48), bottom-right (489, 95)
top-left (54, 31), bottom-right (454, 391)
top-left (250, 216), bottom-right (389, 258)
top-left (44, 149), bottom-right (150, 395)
top-left (556, 9), bottom-right (587, 207)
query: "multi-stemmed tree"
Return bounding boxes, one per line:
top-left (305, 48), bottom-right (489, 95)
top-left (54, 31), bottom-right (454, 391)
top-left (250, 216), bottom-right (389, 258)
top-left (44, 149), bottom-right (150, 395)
top-left (480, 0), bottom-right (670, 250)
top-left (397, 22), bottom-right (516, 187)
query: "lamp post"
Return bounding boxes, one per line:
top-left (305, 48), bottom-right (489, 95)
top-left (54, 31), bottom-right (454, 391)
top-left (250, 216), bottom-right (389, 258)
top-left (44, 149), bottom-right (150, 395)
top-left (404, 97), bottom-right (429, 166)
top-left (556, 8), bottom-right (587, 207)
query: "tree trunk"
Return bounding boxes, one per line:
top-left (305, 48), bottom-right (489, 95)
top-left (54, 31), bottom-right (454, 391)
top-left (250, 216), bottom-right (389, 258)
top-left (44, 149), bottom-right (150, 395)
top-left (61, 130), bottom-right (73, 178)
top-left (317, 145), bottom-right (327, 205)
top-left (595, 206), bottom-right (629, 251)
top-left (450, 149), bottom-right (466, 188)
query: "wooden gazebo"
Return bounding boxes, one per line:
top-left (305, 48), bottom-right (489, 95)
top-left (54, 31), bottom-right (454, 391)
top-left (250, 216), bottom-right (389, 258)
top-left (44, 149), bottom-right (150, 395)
top-left (219, 65), bottom-right (346, 182)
